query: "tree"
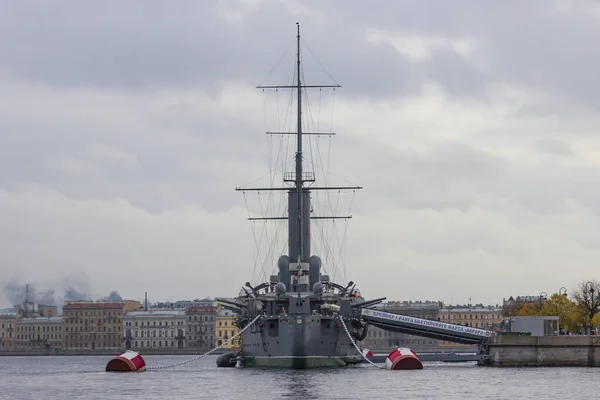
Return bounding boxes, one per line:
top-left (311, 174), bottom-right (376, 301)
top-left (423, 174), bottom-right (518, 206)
top-left (515, 302), bottom-right (539, 317)
top-left (593, 314), bottom-right (600, 329)
top-left (572, 280), bottom-right (600, 333)
top-left (539, 293), bottom-right (577, 332)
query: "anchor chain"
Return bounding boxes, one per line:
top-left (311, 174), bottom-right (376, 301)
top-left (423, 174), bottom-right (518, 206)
top-left (337, 314), bottom-right (385, 370)
top-left (146, 313), bottom-right (263, 370)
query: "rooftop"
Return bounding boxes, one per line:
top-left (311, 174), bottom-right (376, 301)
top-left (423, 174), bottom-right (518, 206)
top-left (63, 301), bottom-right (124, 309)
top-left (125, 310), bottom-right (186, 317)
top-left (440, 307), bottom-right (503, 312)
top-left (187, 306), bottom-right (218, 312)
top-left (0, 307), bottom-right (17, 316)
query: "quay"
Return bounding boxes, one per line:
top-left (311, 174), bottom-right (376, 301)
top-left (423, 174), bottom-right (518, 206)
top-left (485, 335), bottom-right (600, 367)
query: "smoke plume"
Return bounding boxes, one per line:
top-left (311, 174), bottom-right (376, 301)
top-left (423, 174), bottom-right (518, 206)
top-left (64, 286), bottom-right (90, 301)
top-left (2, 282), bottom-right (57, 306)
top-left (98, 291), bottom-right (123, 302)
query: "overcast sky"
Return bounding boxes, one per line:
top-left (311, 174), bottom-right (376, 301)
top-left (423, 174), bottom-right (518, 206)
top-left (2, 0), bottom-right (600, 308)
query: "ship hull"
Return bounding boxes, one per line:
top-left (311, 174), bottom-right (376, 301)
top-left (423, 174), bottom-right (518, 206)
top-left (242, 355), bottom-right (356, 368)
top-left (237, 314), bottom-right (363, 369)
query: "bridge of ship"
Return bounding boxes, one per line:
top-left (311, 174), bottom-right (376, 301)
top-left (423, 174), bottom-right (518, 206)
top-left (360, 308), bottom-right (493, 356)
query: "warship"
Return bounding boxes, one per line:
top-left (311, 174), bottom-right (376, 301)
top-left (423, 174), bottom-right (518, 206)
top-left (217, 24), bottom-right (386, 369)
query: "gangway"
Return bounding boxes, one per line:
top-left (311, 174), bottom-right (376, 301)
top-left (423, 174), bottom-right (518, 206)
top-left (360, 308), bottom-right (494, 356)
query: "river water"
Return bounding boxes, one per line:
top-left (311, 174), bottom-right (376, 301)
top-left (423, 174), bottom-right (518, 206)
top-left (1, 355), bottom-right (598, 399)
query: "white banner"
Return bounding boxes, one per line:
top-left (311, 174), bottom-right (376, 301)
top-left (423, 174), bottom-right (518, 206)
top-left (361, 309), bottom-right (492, 337)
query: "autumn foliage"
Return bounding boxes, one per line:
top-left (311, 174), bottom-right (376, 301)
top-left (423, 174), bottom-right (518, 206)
top-left (505, 280), bottom-right (600, 333)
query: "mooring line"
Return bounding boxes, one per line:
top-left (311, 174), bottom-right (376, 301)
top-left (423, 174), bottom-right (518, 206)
top-left (146, 313), bottom-right (262, 370)
top-left (337, 314), bottom-right (385, 370)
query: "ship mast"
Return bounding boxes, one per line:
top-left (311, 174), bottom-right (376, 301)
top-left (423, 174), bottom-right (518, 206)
top-left (237, 24), bottom-right (362, 291)
top-left (295, 22), bottom-right (304, 264)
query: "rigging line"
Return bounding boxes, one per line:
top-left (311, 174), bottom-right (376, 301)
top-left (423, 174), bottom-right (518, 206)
top-left (273, 89), bottom-right (285, 187)
top-left (314, 191), bottom-right (341, 281)
top-left (330, 191), bottom-right (342, 275)
top-left (263, 221), bottom-right (285, 279)
top-left (257, 192), bottom-right (273, 269)
top-left (263, 220), bottom-right (284, 272)
top-left (343, 193), bottom-right (356, 281)
top-left (315, 212), bottom-right (340, 282)
top-left (276, 89), bottom-right (282, 132)
top-left (303, 80), bottom-right (317, 177)
top-left (243, 192), bottom-right (264, 282)
top-left (317, 88), bottom-right (322, 132)
top-left (300, 37), bottom-right (341, 87)
top-left (328, 88), bottom-right (335, 177)
top-left (262, 221), bottom-right (284, 282)
top-left (263, 89), bottom-right (269, 132)
top-left (255, 193), bottom-right (269, 263)
top-left (264, 89), bottom-right (274, 189)
top-left (284, 60), bottom-right (297, 175)
top-left (257, 37), bottom-right (296, 87)
top-left (333, 190), bottom-right (355, 276)
top-left (335, 218), bottom-right (350, 281)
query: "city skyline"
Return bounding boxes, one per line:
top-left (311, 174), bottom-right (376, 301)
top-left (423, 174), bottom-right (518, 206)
top-left (2, 1), bottom-right (600, 305)
top-left (0, 281), bottom-right (567, 310)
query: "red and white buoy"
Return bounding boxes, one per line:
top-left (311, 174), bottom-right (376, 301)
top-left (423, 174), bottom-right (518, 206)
top-left (384, 347), bottom-right (423, 370)
top-left (106, 350), bottom-right (147, 372)
top-left (360, 348), bottom-right (374, 357)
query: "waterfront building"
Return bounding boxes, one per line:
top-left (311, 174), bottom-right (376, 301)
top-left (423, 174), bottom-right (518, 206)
top-left (215, 309), bottom-right (239, 348)
top-left (0, 309), bottom-right (17, 352)
top-left (361, 301), bottom-right (443, 352)
top-left (502, 295), bottom-right (545, 315)
top-left (186, 306), bottom-right (217, 351)
top-left (124, 310), bottom-right (186, 350)
top-left (62, 300), bottom-right (141, 350)
top-left (153, 298), bottom-right (217, 310)
top-left (15, 317), bottom-right (62, 350)
top-left (438, 304), bottom-right (503, 347)
top-left (37, 305), bottom-right (59, 318)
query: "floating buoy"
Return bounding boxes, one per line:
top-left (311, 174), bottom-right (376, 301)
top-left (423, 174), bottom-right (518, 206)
top-left (384, 347), bottom-right (423, 370)
top-left (360, 348), bottom-right (374, 357)
top-left (106, 350), bottom-right (147, 372)
top-left (216, 352), bottom-right (236, 368)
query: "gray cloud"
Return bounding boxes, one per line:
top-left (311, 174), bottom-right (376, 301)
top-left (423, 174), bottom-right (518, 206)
top-left (2, 1), bottom-right (600, 305)
top-left (536, 139), bottom-right (574, 157)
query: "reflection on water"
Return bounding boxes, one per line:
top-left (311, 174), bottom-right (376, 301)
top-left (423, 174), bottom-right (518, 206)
top-left (1, 355), bottom-right (599, 400)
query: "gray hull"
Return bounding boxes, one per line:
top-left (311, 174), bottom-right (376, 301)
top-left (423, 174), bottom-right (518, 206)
top-left (238, 314), bottom-right (362, 369)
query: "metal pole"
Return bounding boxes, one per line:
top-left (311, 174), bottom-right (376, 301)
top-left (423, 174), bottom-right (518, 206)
top-left (585, 282), bottom-right (594, 334)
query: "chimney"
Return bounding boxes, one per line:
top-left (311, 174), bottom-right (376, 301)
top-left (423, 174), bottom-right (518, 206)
top-left (144, 292), bottom-right (148, 311)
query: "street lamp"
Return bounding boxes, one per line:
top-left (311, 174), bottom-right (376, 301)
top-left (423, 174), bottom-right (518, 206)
top-left (559, 287), bottom-right (567, 297)
top-left (585, 281), bottom-right (595, 334)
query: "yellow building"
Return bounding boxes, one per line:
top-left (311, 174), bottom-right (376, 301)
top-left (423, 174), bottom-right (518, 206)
top-left (62, 300), bottom-right (141, 350)
top-left (15, 317), bottom-right (62, 350)
top-left (215, 309), bottom-right (239, 349)
top-left (0, 310), bottom-right (16, 352)
top-left (438, 305), bottom-right (503, 347)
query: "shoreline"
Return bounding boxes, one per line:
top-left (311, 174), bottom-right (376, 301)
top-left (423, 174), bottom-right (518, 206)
top-left (0, 348), bottom-right (232, 357)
